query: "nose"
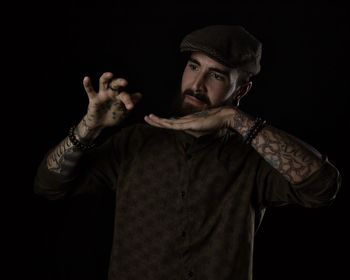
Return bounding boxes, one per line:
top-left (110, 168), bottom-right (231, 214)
top-left (191, 72), bottom-right (206, 93)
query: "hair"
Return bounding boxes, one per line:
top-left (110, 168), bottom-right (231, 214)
top-left (236, 69), bottom-right (253, 86)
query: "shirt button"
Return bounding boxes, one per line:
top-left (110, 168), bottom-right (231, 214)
top-left (181, 191), bottom-right (186, 198)
top-left (182, 231), bottom-right (186, 238)
top-left (188, 270), bottom-right (194, 277)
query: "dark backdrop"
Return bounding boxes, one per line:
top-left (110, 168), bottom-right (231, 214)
top-left (9, 0), bottom-right (348, 279)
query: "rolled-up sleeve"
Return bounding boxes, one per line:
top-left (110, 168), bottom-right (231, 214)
top-left (255, 156), bottom-right (341, 209)
top-left (34, 133), bottom-right (122, 200)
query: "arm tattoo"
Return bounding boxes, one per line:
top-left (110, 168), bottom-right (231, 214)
top-left (45, 100), bottom-right (122, 176)
top-left (252, 127), bottom-right (322, 183)
top-left (230, 109), bottom-right (255, 137)
top-left (47, 136), bottom-right (83, 176)
top-left (79, 117), bottom-right (94, 138)
top-left (230, 109), bottom-right (322, 184)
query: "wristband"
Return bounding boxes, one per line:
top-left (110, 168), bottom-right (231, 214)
top-left (243, 117), bottom-right (267, 145)
top-left (68, 125), bottom-right (96, 151)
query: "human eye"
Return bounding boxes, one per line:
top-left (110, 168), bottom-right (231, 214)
top-left (188, 63), bottom-right (199, 71)
top-left (210, 72), bottom-right (225, 81)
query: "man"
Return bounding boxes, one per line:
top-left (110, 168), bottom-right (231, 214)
top-left (34, 25), bottom-right (341, 280)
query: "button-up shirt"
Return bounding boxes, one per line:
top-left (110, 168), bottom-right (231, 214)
top-left (35, 123), bottom-right (340, 280)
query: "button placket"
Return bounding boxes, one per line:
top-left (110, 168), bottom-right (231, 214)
top-left (179, 139), bottom-right (195, 279)
top-left (185, 153), bottom-right (192, 160)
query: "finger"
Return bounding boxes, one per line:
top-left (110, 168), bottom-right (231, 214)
top-left (147, 114), bottom-right (190, 130)
top-left (177, 110), bottom-right (212, 119)
top-left (144, 116), bottom-right (178, 129)
top-left (118, 91), bottom-right (135, 110)
top-left (99, 72), bottom-right (114, 91)
top-left (148, 114), bottom-right (195, 126)
top-left (83, 76), bottom-right (97, 99)
top-left (144, 115), bottom-right (165, 128)
top-left (108, 78), bottom-right (128, 91)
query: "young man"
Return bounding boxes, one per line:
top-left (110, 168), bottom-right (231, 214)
top-left (35, 25), bottom-right (341, 280)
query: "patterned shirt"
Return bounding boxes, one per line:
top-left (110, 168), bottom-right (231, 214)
top-left (35, 123), bottom-right (340, 280)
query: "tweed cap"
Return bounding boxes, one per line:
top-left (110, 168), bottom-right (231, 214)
top-left (180, 25), bottom-right (262, 75)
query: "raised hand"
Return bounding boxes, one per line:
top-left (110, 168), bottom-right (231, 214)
top-left (77, 72), bottom-right (142, 140)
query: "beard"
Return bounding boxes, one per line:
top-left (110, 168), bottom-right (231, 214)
top-left (169, 89), bottom-right (212, 117)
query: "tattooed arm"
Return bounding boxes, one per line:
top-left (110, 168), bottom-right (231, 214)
top-left (145, 106), bottom-right (323, 184)
top-left (46, 115), bottom-right (103, 176)
top-left (45, 72), bottom-right (142, 178)
top-left (228, 107), bottom-right (323, 184)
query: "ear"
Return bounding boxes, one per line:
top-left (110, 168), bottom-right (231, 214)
top-left (233, 81), bottom-right (252, 106)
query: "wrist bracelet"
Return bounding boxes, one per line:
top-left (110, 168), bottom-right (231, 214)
top-left (68, 125), bottom-right (96, 151)
top-left (243, 117), bottom-right (267, 145)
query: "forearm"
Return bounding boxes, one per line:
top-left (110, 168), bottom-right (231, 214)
top-left (47, 115), bottom-right (103, 177)
top-left (227, 107), bottom-right (323, 184)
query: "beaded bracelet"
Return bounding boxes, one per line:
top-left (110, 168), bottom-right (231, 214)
top-left (68, 125), bottom-right (96, 151)
top-left (243, 117), bottom-right (267, 145)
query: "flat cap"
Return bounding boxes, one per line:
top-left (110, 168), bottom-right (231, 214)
top-left (180, 25), bottom-right (262, 75)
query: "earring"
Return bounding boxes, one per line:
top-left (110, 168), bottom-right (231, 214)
top-left (232, 99), bottom-right (240, 107)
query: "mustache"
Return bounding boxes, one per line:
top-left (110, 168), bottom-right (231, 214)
top-left (183, 89), bottom-right (210, 105)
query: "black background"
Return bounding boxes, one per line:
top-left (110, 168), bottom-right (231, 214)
top-left (8, 0), bottom-right (349, 279)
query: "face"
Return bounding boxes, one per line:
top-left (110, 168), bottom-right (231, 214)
top-left (179, 52), bottom-right (240, 115)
